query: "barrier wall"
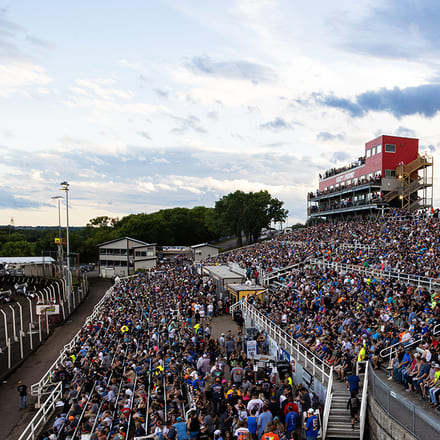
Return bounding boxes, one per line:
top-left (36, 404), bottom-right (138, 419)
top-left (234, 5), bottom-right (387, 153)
top-left (0, 275), bottom-right (88, 380)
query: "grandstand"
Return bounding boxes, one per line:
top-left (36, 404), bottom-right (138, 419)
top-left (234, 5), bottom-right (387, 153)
top-left (16, 210), bottom-right (440, 440)
top-left (307, 135), bottom-right (433, 219)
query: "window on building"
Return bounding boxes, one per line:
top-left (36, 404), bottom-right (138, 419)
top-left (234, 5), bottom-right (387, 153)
top-left (366, 149), bottom-right (371, 158)
top-left (385, 144), bottom-right (396, 153)
top-left (352, 178), bottom-right (358, 185)
top-left (385, 169), bottom-right (396, 178)
top-left (376, 144), bottom-right (382, 154)
top-left (371, 146), bottom-right (375, 155)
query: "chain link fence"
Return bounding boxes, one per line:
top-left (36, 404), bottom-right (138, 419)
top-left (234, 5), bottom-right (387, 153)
top-left (369, 367), bottom-right (440, 439)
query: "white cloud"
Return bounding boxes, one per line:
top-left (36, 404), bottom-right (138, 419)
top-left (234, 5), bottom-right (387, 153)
top-left (0, 62), bottom-right (51, 97)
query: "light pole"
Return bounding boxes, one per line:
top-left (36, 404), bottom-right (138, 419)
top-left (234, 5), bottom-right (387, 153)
top-left (51, 196), bottom-right (64, 275)
top-left (60, 181), bottom-right (71, 313)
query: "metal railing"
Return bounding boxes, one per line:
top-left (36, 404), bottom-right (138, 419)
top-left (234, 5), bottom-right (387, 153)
top-left (30, 285), bottom-right (115, 406)
top-left (379, 322), bottom-right (440, 362)
top-left (18, 381), bottom-right (63, 440)
top-left (235, 300), bottom-right (332, 385)
top-left (360, 362), bottom-right (369, 440)
top-left (321, 366), bottom-right (333, 439)
top-left (261, 263), bottom-right (302, 286)
top-left (310, 258), bottom-right (440, 291)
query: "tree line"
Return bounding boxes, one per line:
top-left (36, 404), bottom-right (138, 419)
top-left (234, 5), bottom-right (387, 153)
top-left (0, 190), bottom-right (288, 262)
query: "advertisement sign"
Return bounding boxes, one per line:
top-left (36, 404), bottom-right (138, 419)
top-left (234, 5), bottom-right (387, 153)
top-left (247, 340), bottom-right (257, 358)
top-left (36, 304), bottom-right (60, 316)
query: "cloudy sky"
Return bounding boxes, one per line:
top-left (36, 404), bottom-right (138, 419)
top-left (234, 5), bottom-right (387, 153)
top-left (1, 0), bottom-right (440, 226)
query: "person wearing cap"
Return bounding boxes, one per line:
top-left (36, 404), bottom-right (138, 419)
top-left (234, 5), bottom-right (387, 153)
top-left (421, 360), bottom-right (437, 400)
top-left (428, 364), bottom-right (440, 407)
top-left (196, 424), bottom-right (212, 440)
top-left (214, 430), bottom-right (223, 440)
top-left (174, 417), bottom-right (190, 440)
top-left (303, 409), bottom-right (319, 439)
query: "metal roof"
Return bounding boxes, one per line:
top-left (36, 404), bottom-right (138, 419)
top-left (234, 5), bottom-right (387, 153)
top-left (203, 265), bottom-right (243, 280)
top-left (0, 257), bottom-right (56, 264)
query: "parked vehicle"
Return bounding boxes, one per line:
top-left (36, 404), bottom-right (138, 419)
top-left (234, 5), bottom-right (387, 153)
top-left (0, 290), bottom-right (13, 304)
top-left (14, 282), bottom-right (28, 295)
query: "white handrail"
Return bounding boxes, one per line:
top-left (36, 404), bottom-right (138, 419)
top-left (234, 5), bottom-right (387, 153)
top-left (18, 381), bottom-right (63, 440)
top-left (379, 323), bottom-right (440, 361)
top-left (237, 300), bottom-right (331, 384)
top-left (359, 362), bottom-right (369, 440)
top-left (321, 366), bottom-right (333, 440)
top-left (31, 285), bottom-right (115, 404)
top-left (310, 258), bottom-right (440, 291)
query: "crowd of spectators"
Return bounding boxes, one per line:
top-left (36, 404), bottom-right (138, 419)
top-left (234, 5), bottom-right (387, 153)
top-left (41, 263), bottom-right (322, 440)
top-left (38, 208), bottom-right (440, 439)
top-left (205, 209), bottom-right (440, 408)
top-left (319, 157), bottom-right (365, 180)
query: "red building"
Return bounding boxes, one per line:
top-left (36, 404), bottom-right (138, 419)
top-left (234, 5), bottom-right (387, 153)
top-left (308, 135), bottom-right (433, 219)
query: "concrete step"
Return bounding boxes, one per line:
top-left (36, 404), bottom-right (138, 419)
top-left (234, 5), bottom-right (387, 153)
top-left (329, 414), bottom-right (353, 422)
top-left (327, 425), bottom-right (360, 439)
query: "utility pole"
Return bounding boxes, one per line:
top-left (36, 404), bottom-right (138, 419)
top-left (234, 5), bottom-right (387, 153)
top-left (60, 182), bottom-right (71, 314)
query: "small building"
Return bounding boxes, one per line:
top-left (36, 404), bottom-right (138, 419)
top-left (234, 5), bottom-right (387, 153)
top-left (192, 243), bottom-right (220, 262)
top-left (0, 256), bottom-right (56, 277)
top-left (97, 237), bottom-right (157, 278)
top-left (202, 264), bottom-right (244, 296)
top-left (227, 283), bottom-right (266, 302)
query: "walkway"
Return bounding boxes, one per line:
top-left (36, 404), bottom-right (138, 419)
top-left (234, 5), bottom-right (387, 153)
top-left (0, 274), bottom-right (112, 440)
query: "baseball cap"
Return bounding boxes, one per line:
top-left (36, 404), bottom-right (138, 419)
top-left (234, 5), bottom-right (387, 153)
top-left (214, 430), bottom-right (222, 436)
top-left (307, 408), bottom-right (314, 414)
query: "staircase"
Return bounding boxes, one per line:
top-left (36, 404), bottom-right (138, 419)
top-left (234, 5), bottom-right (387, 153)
top-left (326, 380), bottom-right (361, 439)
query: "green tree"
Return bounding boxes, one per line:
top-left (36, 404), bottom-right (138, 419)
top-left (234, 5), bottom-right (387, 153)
top-left (212, 190), bottom-right (288, 245)
top-left (0, 240), bottom-right (32, 257)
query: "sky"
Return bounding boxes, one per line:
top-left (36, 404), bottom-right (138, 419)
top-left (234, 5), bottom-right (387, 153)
top-left (1, 0), bottom-right (440, 227)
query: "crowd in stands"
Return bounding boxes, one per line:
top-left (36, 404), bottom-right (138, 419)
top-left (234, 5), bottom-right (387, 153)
top-left (37, 208), bottom-right (440, 439)
top-left (40, 264), bottom-right (321, 440)
top-left (319, 157), bottom-right (365, 180)
top-left (309, 174), bottom-right (382, 200)
top-left (205, 210), bottom-right (440, 408)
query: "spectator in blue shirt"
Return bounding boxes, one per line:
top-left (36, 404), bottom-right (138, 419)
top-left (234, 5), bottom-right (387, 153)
top-left (285, 409), bottom-right (298, 439)
top-left (394, 348), bottom-right (411, 383)
top-left (346, 374), bottom-right (361, 397)
top-left (304, 409), bottom-right (319, 439)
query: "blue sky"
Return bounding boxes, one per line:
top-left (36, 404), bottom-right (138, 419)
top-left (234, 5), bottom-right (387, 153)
top-left (1, 0), bottom-right (440, 226)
